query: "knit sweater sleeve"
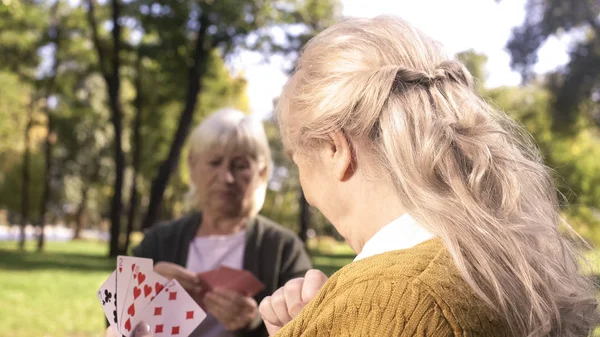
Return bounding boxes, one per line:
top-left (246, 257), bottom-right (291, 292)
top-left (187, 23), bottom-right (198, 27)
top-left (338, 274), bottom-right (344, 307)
top-left (274, 277), bottom-right (457, 337)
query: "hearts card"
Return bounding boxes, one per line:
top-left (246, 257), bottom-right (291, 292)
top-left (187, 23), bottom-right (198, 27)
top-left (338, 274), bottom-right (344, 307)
top-left (120, 269), bottom-right (168, 335)
top-left (134, 279), bottom-right (207, 337)
top-left (97, 257), bottom-right (206, 337)
top-left (116, 256), bottom-right (153, 334)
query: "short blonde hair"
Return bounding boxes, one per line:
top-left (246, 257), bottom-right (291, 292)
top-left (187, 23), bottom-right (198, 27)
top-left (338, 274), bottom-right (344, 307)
top-left (278, 15), bottom-right (598, 336)
top-left (187, 108), bottom-right (272, 216)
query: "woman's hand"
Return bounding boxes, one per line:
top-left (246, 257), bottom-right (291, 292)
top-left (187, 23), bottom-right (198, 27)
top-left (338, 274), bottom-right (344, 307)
top-left (203, 288), bottom-right (258, 331)
top-left (153, 262), bottom-right (203, 297)
top-left (259, 269), bottom-right (328, 335)
top-left (105, 322), bottom-right (152, 337)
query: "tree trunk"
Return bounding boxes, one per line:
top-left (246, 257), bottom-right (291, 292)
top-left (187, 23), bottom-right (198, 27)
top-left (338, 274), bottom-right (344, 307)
top-left (123, 53), bottom-right (143, 255)
top-left (72, 186), bottom-right (89, 240)
top-left (37, 2), bottom-right (61, 252)
top-left (19, 100), bottom-right (34, 250)
top-left (298, 189), bottom-right (310, 243)
top-left (141, 14), bottom-right (211, 230)
top-left (107, 0), bottom-right (125, 258)
top-left (37, 114), bottom-right (55, 252)
top-left (86, 0), bottom-right (125, 257)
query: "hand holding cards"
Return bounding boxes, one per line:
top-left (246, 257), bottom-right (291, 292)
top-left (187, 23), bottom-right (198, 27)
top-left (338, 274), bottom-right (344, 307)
top-left (97, 256), bottom-right (207, 337)
top-left (196, 266), bottom-right (265, 299)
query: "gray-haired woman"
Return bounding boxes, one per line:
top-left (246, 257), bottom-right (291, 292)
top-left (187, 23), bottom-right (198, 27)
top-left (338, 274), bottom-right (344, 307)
top-left (127, 108), bottom-right (312, 337)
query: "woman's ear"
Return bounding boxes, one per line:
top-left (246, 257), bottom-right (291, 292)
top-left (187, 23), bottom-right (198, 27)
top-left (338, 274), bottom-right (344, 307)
top-left (258, 164), bottom-right (269, 180)
top-left (327, 131), bottom-right (356, 181)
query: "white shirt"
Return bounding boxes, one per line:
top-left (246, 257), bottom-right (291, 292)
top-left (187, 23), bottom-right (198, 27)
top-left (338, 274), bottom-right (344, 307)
top-left (354, 213), bottom-right (435, 262)
top-left (186, 231), bottom-right (246, 337)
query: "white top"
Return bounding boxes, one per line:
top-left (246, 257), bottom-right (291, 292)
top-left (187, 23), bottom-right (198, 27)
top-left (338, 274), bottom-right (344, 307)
top-left (186, 230), bottom-right (246, 337)
top-left (354, 213), bottom-right (435, 262)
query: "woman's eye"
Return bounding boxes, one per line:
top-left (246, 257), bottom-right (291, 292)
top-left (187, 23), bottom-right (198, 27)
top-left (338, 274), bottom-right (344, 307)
top-left (232, 160), bottom-right (250, 171)
top-left (209, 160), bottom-right (221, 167)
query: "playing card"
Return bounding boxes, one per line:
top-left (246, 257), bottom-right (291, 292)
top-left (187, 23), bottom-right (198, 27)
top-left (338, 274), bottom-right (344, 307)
top-left (195, 269), bottom-right (221, 301)
top-left (196, 269), bottom-right (222, 290)
top-left (120, 270), bottom-right (168, 335)
top-left (116, 256), bottom-right (153, 334)
top-left (132, 279), bottom-right (207, 337)
top-left (198, 266), bottom-right (264, 297)
top-left (216, 266), bottom-right (265, 297)
top-left (97, 270), bottom-right (119, 336)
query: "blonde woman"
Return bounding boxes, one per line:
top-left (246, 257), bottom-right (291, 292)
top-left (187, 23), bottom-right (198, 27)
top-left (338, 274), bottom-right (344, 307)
top-left (258, 16), bottom-right (599, 337)
top-left (117, 108), bottom-right (312, 337)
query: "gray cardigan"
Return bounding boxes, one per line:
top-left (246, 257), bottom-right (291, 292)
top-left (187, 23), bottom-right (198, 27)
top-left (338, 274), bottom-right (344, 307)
top-left (132, 212), bottom-right (312, 337)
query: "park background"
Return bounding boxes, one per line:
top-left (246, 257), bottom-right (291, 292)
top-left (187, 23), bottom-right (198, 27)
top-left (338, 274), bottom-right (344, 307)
top-left (0, 0), bottom-right (599, 336)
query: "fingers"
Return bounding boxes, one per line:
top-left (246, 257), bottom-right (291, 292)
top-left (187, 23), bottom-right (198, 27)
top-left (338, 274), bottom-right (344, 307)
top-left (153, 262), bottom-right (203, 296)
top-left (131, 322), bottom-right (152, 337)
top-left (258, 283), bottom-right (297, 336)
top-left (176, 268), bottom-right (200, 285)
top-left (179, 279), bottom-right (203, 297)
top-left (263, 317), bottom-right (282, 336)
top-left (301, 269), bottom-right (328, 303)
top-left (269, 287), bottom-right (294, 325)
top-left (210, 288), bottom-right (239, 302)
top-left (259, 295), bottom-right (281, 329)
top-left (204, 291), bottom-right (233, 310)
top-left (204, 290), bottom-right (258, 331)
top-left (104, 326), bottom-right (118, 337)
top-left (204, 293), bottom-right (231, 321)
top-left (258, 270), bottom-right (329, 336)
top-left (283, 278), bottom-right (305, 317)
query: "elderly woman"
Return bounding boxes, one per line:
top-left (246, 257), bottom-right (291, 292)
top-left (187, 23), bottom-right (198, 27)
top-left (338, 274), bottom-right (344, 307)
top-left (257, 15), bottom-right (599, 337)
top-left (129, 108), bottom-right (312, 337)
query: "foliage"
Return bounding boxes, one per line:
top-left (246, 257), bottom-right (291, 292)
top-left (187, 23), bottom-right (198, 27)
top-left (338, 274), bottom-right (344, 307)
top-left (457, 48), bottom-right (600, 244)
top-left (487, 82), bottom-right (600, 244)
top-left (504, 0), bottom-right (600, 129)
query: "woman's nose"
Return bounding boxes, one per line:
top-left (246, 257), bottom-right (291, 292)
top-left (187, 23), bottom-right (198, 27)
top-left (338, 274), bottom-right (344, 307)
top-left (218, 168), bottom-right (235, 183)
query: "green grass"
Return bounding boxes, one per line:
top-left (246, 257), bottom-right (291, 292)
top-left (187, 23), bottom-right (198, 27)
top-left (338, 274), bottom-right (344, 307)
top-left (0, 239), bottom-right (353, 337)
top-left (0, 241), bottom-right (114, 337)
top-left (0, 239), bottom-right (598, 337)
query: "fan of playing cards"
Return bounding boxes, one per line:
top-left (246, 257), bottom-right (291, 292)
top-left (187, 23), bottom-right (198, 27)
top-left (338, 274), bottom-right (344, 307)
top-left (97, 256), bottom-right (265, 337)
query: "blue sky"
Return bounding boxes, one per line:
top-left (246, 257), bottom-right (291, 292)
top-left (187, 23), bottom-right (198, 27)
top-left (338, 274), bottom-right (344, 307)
top-left (229, 0), bottom-right (572, 120)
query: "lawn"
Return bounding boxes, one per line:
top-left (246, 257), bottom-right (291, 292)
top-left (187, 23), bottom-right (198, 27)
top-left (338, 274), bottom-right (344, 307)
top-left (0, 239), bottom-right (598, 337)
top-left (0, 239), bottom-right (353, 337)
top-left (0, 240), bottom-right (114, 337)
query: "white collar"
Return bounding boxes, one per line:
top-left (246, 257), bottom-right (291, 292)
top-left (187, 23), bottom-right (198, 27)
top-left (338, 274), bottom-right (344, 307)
top-left (354, 213), bottom-right (435, 262)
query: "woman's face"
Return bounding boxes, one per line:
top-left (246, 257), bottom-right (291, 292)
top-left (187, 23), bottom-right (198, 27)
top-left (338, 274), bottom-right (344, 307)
top-left (189, 147), bottom-right (266, 218)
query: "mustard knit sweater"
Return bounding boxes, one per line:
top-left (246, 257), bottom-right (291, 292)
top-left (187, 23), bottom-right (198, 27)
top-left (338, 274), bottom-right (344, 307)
top-left (274, 239), bottom-right (512, 336)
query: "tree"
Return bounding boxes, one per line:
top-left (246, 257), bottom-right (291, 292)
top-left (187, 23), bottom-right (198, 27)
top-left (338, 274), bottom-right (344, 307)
top-left (504, 0), bottom-right (600, 129)
top-left (86, 0), bottom-right (126, 257)
top-left (456, 49), bottom-right (488, 89)
top-left (0, 1), bottom-right (47, 249)
top-left (36, 0), bottom-right (63, 251)
top-left (123, 52), bottom-right (143, 253)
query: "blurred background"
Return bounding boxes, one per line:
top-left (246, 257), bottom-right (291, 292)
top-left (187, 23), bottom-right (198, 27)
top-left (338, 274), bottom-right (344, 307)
top-left (0, 0), bottom-right (599, 336)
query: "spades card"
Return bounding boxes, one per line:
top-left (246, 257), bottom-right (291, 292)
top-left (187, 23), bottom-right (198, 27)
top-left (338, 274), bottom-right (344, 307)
top-left (116, 256), bottom-right (153, 334)
top-left (133, 279), bottom-right (206, 337)
top-left (120, 270), bottom-right (169, 335)
top-left (97, 270), bottom-right (119, 336)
